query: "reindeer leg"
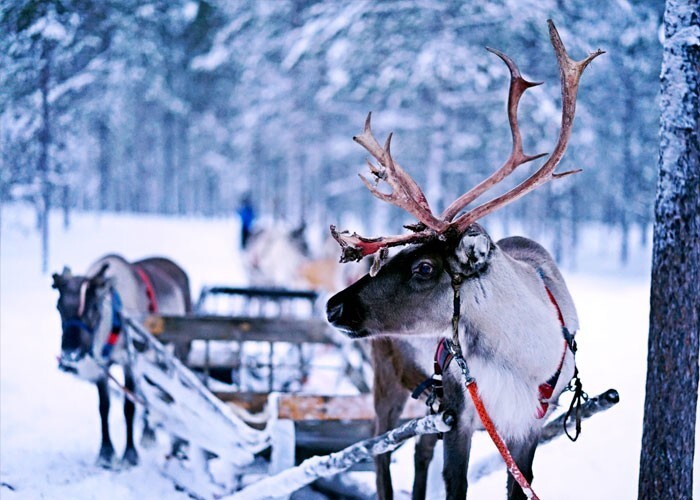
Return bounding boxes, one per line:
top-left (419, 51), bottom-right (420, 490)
top-left (505, 434), bottom-right (539, 500)
top-left (96, 378), bottom-right (116, 468)
top-left (442, 374), bottom-right (472, 500)
top-left (140, 411), bottom-right (157, 449)
top-left (372, 341), bottom-right (410, 500)
top-left (374, 390), bottom-right (409, 500)
top-left (412, 433), bottom-right (438, 500)
top-left (121, 369), bottom-right (139, 466)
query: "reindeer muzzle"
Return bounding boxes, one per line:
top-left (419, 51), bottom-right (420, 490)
top-left (58, 350), bottom-right (84, 373)
top-left (326, 291), bottom-right (369, 338)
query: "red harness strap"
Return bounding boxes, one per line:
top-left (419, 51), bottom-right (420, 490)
top-left (134, 266), bottom-right (158, 314)
top-left (467, 380), bottom-right (540, 499)
top-left (536, 284), bottom-right (570, 419)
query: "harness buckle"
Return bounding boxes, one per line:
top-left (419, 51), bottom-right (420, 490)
top-left (445, 339), bottom-right (474, 385)
top-left (425, 391), bottom-right (439, 412)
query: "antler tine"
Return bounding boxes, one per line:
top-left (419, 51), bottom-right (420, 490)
top-left (452, 19), bottom-right (604, 232)
top-left (354, 113), bottom-right (447, 232)
top-left (441, 47), bottom-right (547, 222)
top-left (330, 225), bottom-right (434, 263)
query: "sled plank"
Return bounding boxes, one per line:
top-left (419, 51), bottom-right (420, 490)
top-left (154, 315), bottom-right (337, 344)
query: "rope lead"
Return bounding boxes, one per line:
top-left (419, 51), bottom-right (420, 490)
top-left (563, 368), bottom-right (588, 442)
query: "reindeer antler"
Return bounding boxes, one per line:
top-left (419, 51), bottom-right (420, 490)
top-left (450, 20), bottom-right (604, 232)
top-left (353, 113), bottom-right (448, 233)
top-left (332, 20), bottom-right (604, 264)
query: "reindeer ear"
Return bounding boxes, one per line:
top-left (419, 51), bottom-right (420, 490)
top-left (452, 224), bottom-right (492, 276)
top-left (52, 266), bottom-right (73, 289)
top-left (51, 273), bottom-right (62, 289)
top-left (90, 263), bottom-right (110, 288)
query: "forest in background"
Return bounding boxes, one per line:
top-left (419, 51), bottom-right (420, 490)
top-left (1, 0), bottom-right (664, 267)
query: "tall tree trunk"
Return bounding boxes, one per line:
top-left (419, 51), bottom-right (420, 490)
top-left (638, 1), bottom-right (699, 498)
top-left (131, 100), bottom-right (148, 212)
top-left (178, 118), bottom-right (191, 215)
top-left (38, 42), bottom-right (52, 274)
top-left (619, 73), bottom-right (636, 265)
top-left (161, 111), bottom-right (177, 214)
top-left (97, 116), bottom-right (110, 211)
top-left (568, 184), bottom-right (580, 271)
top-left (62, 184), bottom-right (70, 229)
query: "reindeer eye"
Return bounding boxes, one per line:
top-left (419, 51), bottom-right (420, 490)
top-left (413, 261), bottom-right (435, 278)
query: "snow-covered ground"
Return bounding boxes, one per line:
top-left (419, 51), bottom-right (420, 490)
top-left (0, 203), bottom-right (696, 499)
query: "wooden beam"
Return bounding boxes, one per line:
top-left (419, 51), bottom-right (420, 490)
top-left (153, 315), bottom-right (339, 344)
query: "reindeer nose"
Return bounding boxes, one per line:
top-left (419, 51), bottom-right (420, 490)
top-left (326, 301), bottom-right (344, 324)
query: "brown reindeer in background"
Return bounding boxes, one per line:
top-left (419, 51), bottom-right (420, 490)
top-left (326, 21), bottom-right (602, 500)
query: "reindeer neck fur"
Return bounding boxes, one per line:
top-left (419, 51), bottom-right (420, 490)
top-left (451, 244), bottom-right (575, 440)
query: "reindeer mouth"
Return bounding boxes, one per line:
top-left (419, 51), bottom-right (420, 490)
top-left (327, 320), bottom-right (372, 339)
top-left (341, 328), bottom-right (372, 339)
top-left (58, 361), bottom-right (79, 374)
top-left (58, 349), bottom-right (88, 373)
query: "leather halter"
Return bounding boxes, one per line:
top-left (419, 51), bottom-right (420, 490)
top-left (61, 287), bottom-right (124, 362)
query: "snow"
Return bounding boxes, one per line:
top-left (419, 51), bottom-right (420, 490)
top-left (1, 203), bottom-right (698, 499)
top-left (49, 73), bottom-right (97, 105)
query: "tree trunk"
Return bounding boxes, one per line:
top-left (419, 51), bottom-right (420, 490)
top-left (161, 110), bottom-right (177, 214)
top-left (178, 118), bottom-right (191, 215)
top-left (97, 116), bottom-right (110, 211)
top-left (62, 185), bottom-right (70, 229)
top-left (38, 42), bottom-right (52, 274)
top-left (638, 1), bottom-right (699, 498)
top-left (619, 74), bottom-right (636, 265)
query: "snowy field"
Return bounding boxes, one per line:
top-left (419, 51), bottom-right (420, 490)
top-left (1, 203), bottom-right (697, 499)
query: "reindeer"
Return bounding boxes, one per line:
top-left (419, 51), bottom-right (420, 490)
top-left (52, 254), bottom-right (192, 468)
top-left (326, 21), bottom-right (602, 500)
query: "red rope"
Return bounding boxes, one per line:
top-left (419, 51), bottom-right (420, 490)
top-left (467, 381), bottom-right (540, 500)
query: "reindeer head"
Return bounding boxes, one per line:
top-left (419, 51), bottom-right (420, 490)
top-left (327, 21), bottom-right (602, 339)
top-left (52, 263), bottom-right (111, 371)
top-left (327, 224), bottom-right (494, 338)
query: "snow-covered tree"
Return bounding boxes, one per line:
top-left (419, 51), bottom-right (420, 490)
top-left (1, 0), bottom-right (666, 268)
top-left (638, 0), bottom-right (699, 496)
top-left (1, 0), bottom-right (113, 270)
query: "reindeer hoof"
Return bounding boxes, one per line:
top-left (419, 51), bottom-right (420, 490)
top-left (121, 447), bottom-right (139, 467)
top-left (454, 229), bottom-right (492, 276)
top-left (140, 427), bottom-right (157, 449)
top-left (96, 445), bottom-right (117, 469)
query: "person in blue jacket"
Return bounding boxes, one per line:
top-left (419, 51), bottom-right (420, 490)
top-left (237, 194), bottom-right (256, 249)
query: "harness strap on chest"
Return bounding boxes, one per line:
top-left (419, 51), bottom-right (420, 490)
top-left (100, 289), bottom-right (123, 361)
top-left (535, 283), bottom-right (572, 418)
top-left (134, 266), bottom-right (158, 314)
